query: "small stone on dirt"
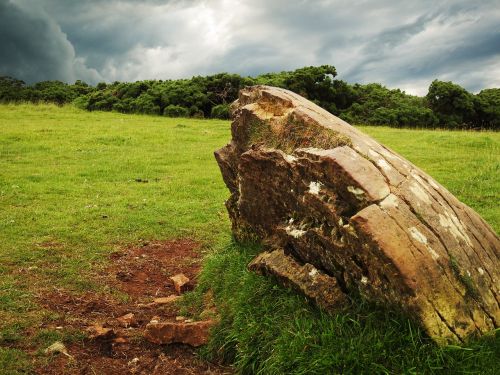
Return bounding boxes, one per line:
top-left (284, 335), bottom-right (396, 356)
top-left (112, 337), bottom-right (128, 344)
top-left (150, 316), bottom-right (161, 324)
top-left (170, 273), bottom-right (190, 294)
top-left (153, 295), bottom-right (180, 305)
top-left (44, 341), bottom-right (72, 358)
top-left (35, 240), bottom-right (231, 374)
top-left (116, 270), bottom-right (133, 282)
top-left (144, 320), bottom-right (214, 347)
top-left (128, 357), bottom-right (140, 367)
top-left (117, 312), bottom-right (137, 328)
top-left (88, 324), bottom-right (115, 340)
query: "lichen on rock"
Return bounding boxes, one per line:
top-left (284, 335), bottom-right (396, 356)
top-left (215, 85), bottom-right (500, 344)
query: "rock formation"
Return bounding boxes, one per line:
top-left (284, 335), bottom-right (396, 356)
top-left (215, 85), bottom-right (499, 344)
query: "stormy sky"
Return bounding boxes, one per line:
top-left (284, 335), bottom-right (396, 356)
top-left (1, 0), bottom-right (499, 95)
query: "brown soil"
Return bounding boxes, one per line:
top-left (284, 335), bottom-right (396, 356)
top-left (34, 239), bottom-right (231, 375)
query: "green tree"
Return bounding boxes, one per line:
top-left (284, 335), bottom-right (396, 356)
top-left (71, 80), bottom-right (94, 96)
top-left (339, 83), bottom-right (437, 127)
top-left (31, 80), bottom-right (77, 105)
top-left (0, 76), bottom-right (27, 102)
top-left (474, 89), bottom-right (500, 129)
top-left (86, 90), bottom-right (118, 111)
top-left (163, 104), bottom-right (189, 117)
top-left (211, 104), bottom-right (231, 119)
top-left (426, 80), bottom-right (475, 128)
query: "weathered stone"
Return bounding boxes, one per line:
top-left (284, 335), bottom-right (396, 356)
top-left (153, 295), bottom-right (181, 305)
top-left (249, 248), bottom-right (348, 310)
top-left (88, 324), bottom-right (115, 340)
top-left (170, 273), bottom-right (190, 294)
top-left (117, 313), bottom-right (137, 328)
top-left (215, 85), bottom-right (500, 344)
top-left (44, 341), bottom-right (72, 358)
top-left (145, 320), bottom-right (214, 347)
top-left (112, 337), bottom-right (128, 344)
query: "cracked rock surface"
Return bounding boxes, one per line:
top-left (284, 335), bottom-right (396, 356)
top-left (215, 85), bottom-right (499, 344)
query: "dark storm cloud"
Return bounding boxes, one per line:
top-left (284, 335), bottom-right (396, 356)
top-left (37, 0), bottom-right (189, 70)
top-left (0, 0), bottom-right (101, 83)
top-left (1, 0), bottom-right (499, 94)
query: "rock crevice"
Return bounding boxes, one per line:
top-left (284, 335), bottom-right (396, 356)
top-left (215, 85), bottom-right (500, 343)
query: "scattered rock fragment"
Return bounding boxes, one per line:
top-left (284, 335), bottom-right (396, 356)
top-left (215, 85), bottom-right (500, 343)
top-left (145, 319), bottom-right (214, 347)
top-left (112, 336), bottom-right (128, 344)
top-left (128, 357), bottom-right (140, 367)
top-left (170, 273), bottom-right (190, 294)
top-left (150, 316), bottom-right (161, 324)
top-left (34, 239), bottom-right (229, 374)
top-left (117, 312), bottom-right (137, 328)
top-left (153, 295), bottom-right (180, 305)
top-left (87, 324), bottom-right (115, 340)
top-left (44, 341), bottom-right (73, 358)
top-left (249, 248), bottom-right (348, 310)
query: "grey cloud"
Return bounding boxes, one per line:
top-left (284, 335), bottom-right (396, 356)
top-left (1, 0), bottom-right (499, 94)
top-left (0, 0), bottom-right (101, 84)
top-left (36, 0), bottom-right (203, 72)
top-left (341, 11), bottom-right (440, 81)
top-left (326, 1), bottom-right (500, 93)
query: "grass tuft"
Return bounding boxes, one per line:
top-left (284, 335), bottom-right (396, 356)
top-left (0, 347), bottom-right (32, 374)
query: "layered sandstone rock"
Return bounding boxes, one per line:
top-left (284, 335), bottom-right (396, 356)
top-left (215, 85), bottom-right (499, 344)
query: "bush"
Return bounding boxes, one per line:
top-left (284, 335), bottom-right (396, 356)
top-left (72, 95), bottom-right (89, 110)
top-left (426, 80), bottom-right (475, 128)
top-left (474, 89), bottom-right (500, 129)
top-left (211, 104), bottom-right (230, 119)
top-left (163, 104), bottom-right (189, 118)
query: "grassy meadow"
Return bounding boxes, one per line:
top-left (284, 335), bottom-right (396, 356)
top-left (0, 103), bottom-right (499, 374)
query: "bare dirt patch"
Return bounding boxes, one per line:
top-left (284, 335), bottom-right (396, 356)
top-left (109, 239), bottom-right (201, 299)
top-left (34, 239), bottom-right (230, 374)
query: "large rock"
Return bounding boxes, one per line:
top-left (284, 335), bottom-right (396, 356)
top-left (215, 85), bottom-right (499, 344)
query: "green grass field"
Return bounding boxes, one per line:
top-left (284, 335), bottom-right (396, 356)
top-left (1, 103), bottom-right (499, 374)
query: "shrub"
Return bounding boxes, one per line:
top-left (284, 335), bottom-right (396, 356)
top-left (163, 104), bottom-right (189, 118)
top-left (72, 95), bottom-right (89, 110)
top-left (211, 104), bottom-right (230, 119)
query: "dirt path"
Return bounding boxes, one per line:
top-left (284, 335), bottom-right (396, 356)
top-left (35, 240), bottom-right (231, 374)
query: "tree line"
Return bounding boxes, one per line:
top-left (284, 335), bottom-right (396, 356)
top-left (0, 66), bottom-right (498, 129)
